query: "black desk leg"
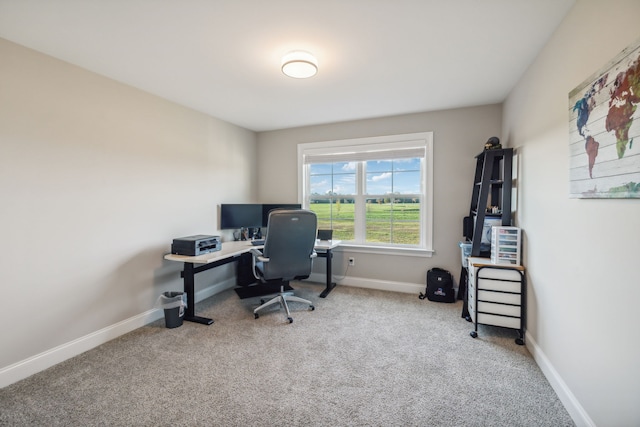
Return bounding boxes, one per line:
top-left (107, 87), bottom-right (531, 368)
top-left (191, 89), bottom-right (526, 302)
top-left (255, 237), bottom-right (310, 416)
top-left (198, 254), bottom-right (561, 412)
top-left (182, 262), bottom-right (214, 325)
top-left (319, 249), bottom-right (337, 298)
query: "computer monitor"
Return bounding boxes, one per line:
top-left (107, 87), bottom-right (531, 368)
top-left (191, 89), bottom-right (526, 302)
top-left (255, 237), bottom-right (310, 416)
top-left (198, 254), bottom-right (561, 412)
top-left (220, 204), bottom-right (262, 229)
top-left (261, 204), bottom-right (302, 227)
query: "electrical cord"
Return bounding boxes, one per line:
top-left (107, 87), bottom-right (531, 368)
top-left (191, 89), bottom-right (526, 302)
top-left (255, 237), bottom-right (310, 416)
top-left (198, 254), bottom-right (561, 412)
top-left (331, 263), bottom-right (350, 282)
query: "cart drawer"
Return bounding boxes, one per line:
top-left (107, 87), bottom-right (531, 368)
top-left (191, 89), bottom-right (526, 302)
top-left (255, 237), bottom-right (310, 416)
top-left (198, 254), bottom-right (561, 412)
top-left (477, 290), bottom-right (521, 305)
top-left (477, 301), bottom-right (521, 317)
top-left (477, 278), bottom-right (521, 293)
top-left (477, 267), bottom-right (522, 281)
top-left (477, 312), bottom-right (520, 329)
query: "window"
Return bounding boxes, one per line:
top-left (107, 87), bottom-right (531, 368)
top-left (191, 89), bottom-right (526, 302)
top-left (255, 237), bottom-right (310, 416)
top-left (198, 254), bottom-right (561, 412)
top-left (298, 132), bottom-right (433, 255)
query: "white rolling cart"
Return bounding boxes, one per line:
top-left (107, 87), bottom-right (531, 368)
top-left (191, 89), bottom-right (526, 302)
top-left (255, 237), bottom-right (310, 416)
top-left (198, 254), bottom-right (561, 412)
top-left (467, 257), bottom-right (525, 345)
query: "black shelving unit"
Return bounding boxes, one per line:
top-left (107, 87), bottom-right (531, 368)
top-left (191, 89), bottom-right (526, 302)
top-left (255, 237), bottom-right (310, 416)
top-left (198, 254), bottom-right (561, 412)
top-left (468, 148), bottom-right (513, 257)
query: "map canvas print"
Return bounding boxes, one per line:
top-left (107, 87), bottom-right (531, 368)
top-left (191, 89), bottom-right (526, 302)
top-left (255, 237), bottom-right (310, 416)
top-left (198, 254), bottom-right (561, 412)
top-left (569, 37), bottom-right (640, 198)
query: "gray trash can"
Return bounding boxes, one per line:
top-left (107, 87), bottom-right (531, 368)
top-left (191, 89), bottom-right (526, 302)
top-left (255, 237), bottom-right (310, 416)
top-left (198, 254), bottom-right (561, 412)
top-left (158, 291), bottom-right (185, 328)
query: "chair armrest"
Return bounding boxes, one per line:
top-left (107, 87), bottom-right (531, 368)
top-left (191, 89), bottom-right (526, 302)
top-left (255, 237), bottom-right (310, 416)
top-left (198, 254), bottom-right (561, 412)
top-left (250, 248), bottom-right (269, 263)
top-left (250, 248), bottom-right (270, 281)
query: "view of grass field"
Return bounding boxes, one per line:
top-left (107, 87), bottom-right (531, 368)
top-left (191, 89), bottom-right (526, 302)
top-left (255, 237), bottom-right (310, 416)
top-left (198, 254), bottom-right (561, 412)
top-left (309, 201), bottom-right (421, 244)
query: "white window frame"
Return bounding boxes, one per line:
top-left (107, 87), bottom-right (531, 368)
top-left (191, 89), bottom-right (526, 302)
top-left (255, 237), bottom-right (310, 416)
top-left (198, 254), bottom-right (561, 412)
top-left (298, 132), bottom-right (433, 257)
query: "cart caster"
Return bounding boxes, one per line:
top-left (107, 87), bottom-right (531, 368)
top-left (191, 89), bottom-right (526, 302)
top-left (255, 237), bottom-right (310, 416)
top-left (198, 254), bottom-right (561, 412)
top-left (309, 305), bottom-right (315, 311)
top-left (287, 317), bottom-right (293, 324)
top-left (465, 316), bottom-right (472, 322)
top-left (515, 337), bottom-right (524, 345)
top-left (470, 331), bottom-right (478, 338)
top-left (254, 313), bottom-right (259, 319)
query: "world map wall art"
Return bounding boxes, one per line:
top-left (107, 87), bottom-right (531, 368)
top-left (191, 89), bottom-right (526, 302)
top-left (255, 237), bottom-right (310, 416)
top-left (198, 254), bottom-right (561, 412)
top-left (569, 37), bottom-right (640, 198)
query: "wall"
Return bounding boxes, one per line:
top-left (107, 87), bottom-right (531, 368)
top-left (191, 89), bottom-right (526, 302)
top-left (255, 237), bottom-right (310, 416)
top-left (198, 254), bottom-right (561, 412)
top-left (502, 2), bottom-right (640, 426)
top-left (257, 105), bottom-right (502, 291)
top-left (0, 38), bottom-right (257, 386)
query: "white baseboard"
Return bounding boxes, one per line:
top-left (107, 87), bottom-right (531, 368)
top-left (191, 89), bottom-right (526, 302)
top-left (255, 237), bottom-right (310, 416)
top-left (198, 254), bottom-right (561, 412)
top-left (525, 332), bottom-right (595, 427)
top-left (0, 278), bottom-right (235, 389)
top-left (307, 272), bottom-right (424, 294)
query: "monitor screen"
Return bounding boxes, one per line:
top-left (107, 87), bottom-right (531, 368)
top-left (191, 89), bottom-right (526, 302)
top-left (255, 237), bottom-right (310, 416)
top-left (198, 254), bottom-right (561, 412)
top-left (261, 204), bottom-right (302, 226)
top-left (220, 204), bottom-right (262, 229)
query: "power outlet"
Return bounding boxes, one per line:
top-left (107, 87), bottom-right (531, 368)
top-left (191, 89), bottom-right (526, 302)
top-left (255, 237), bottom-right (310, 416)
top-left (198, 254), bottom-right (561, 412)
top-left (348, 257), bottom-right (355, 266)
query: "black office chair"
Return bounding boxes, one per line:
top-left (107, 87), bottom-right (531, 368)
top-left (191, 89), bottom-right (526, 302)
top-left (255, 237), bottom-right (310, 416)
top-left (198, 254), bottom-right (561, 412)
top-left (250, 209), bottom-right (317, 323)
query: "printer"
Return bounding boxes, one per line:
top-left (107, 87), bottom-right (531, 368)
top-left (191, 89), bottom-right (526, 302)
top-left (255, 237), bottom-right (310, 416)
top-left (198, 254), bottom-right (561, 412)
top-left (171, 235), bottom-right (221, 256)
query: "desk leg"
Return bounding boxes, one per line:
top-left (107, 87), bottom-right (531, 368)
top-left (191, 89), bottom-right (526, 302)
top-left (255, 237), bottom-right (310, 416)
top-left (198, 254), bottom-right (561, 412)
top-left (319, 249), bottom-right (337, 298)
top-left (182, 262), bottom-right (214, 325)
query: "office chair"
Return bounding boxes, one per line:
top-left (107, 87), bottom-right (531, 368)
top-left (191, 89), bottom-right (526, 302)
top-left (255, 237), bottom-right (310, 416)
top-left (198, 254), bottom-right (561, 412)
top-left (250, 209), bottom-right (317, 323)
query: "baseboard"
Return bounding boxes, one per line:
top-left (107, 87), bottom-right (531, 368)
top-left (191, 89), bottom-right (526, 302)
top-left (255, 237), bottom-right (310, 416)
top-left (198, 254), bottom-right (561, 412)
top-left (525, 332), bottom-right (595, 427)
top-left (0, 278), bottom-right (235, 389)
top-left (307, 272), bottom-right (425, 294)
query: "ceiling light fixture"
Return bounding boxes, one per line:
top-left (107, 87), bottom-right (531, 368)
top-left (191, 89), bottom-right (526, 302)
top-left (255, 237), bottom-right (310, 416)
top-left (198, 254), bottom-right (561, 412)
top-left (281, 51), bottom-right (318, 79)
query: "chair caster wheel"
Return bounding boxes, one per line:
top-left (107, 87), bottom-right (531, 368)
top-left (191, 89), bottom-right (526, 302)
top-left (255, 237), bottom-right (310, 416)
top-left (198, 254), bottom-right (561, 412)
top-left (309, 305), bottom-right (315, 311)
top-left (287, 317), bottom-right (293, 323)
top-left (254, 313), bottom-right (259, 319)
top-left (470, 331), bottom-right (478, 338)
top-left (515, 338), bottom-right (524, 345)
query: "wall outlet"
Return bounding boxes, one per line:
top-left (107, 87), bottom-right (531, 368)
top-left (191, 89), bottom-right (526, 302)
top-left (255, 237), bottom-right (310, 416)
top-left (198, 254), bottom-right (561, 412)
top-left (348, 257), bottom-right (355, 266)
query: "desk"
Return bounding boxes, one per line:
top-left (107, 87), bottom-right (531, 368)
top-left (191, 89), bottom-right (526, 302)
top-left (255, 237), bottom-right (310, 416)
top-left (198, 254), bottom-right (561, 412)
top-left (314, 240), bottom-right (341, 298)
top-left (164, 239), bottom-right (341, 325)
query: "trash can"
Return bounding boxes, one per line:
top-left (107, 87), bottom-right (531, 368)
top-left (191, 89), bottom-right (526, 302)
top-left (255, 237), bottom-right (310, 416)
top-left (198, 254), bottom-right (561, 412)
top-left (158, 291), bottom-right (186, 328)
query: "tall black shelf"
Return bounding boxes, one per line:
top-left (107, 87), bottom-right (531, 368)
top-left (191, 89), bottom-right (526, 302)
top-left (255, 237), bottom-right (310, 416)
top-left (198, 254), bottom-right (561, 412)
top-left (468, 148), bottom-right (513, 257)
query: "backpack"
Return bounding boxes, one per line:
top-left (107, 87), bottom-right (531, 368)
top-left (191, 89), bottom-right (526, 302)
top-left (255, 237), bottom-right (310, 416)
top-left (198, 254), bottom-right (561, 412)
top-left (419, 268), bottom-right (455, 303)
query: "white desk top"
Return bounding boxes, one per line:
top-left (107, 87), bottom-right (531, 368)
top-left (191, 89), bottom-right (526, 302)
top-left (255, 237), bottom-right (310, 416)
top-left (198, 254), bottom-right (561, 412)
top-left (314, 239), bottom-right (342, 251)
top-left (164, 239), bottom-right (341, 264)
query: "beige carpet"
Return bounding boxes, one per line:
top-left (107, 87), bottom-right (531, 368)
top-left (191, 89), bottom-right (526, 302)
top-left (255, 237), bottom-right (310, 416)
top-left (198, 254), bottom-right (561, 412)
top-left (0, 282), bottom-right (574, 426)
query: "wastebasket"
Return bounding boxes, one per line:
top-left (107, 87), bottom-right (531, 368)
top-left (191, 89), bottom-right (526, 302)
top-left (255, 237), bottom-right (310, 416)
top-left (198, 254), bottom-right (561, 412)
top-left (158, 291), bottom-right (186, 328)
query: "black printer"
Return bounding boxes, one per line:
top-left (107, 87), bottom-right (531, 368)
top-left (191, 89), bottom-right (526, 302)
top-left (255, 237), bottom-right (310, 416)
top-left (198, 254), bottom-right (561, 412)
top-left (171, 235), bottom-right (221, 256)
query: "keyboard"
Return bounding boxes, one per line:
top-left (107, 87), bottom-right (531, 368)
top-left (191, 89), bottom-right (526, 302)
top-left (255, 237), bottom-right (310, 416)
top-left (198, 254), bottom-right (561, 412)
top-left (251, 239), bottom-right (265, 246)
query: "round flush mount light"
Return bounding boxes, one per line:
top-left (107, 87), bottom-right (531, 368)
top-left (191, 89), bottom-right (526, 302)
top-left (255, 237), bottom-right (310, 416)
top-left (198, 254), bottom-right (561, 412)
top-left (281, 51), bottom-right (318, 79)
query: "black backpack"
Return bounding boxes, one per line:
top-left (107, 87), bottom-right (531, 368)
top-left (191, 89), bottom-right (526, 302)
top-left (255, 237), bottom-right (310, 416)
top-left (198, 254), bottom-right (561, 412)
top-left (419, 268), bottom-right (455, 303)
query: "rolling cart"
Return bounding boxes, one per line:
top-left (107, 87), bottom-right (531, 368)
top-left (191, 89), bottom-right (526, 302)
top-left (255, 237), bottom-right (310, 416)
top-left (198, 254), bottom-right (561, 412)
top-left (467, 257), bottom-right (525, 345)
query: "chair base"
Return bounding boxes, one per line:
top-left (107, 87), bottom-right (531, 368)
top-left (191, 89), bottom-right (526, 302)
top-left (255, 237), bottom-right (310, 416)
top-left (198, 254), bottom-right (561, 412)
top-left (253, 289), bottom-right (314, 323)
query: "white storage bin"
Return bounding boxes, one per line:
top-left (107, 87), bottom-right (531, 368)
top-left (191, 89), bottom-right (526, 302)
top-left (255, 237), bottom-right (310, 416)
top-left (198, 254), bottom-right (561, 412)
top-left (490, 226), bottom-right (521, 265)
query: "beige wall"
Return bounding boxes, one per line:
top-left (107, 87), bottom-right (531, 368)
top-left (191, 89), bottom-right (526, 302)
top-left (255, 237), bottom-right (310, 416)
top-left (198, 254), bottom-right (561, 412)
top-left (0, 38), bottom-right (257, 382)
top-left (257, 105), bottom-right (502, 288)
top-left (503, 1), bottom-right (640, 425)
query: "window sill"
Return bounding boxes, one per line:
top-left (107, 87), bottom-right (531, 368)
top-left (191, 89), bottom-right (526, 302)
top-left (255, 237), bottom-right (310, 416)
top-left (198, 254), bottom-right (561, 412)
top-left (333, 243), bottom-right (433, 258)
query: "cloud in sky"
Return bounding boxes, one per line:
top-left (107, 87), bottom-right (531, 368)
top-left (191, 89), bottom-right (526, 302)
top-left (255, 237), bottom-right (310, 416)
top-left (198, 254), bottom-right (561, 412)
top-left (370, 172), bottom-right (392, 182)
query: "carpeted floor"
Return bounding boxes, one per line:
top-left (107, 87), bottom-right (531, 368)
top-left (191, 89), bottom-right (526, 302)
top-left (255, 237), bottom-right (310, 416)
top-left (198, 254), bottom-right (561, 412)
top-left (0, 282), bottom-right (574, 426)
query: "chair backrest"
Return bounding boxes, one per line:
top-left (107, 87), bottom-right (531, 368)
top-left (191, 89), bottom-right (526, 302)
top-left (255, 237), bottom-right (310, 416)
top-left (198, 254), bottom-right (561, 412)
top-left (261, 209), bottom-right (317, 281)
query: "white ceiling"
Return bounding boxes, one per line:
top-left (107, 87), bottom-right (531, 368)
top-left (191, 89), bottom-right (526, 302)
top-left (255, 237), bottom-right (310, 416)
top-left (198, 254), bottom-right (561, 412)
top-left (0, 0), bottom-right (575, 132)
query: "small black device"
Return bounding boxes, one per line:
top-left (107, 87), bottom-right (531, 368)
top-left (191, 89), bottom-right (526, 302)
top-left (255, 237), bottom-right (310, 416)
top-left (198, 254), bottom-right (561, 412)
top-left (171, 235), bottom-right (221, 256)
top-left (317, 229), bottom-right (333, 240)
